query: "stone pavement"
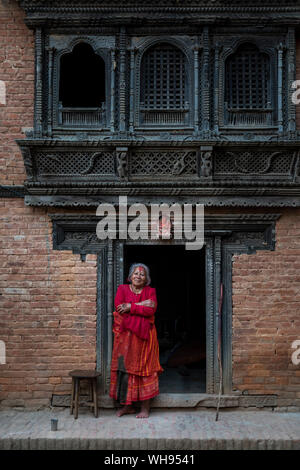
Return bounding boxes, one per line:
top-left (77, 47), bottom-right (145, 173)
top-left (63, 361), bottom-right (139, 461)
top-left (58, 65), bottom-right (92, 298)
top-left (0, 408), bottom-right (299, 450)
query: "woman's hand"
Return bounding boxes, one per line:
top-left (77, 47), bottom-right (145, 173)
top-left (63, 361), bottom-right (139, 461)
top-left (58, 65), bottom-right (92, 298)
top-left (116, 303), bottom-right (131, 314)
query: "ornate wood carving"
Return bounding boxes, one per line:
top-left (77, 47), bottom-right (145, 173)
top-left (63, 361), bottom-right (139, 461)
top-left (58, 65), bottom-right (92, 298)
top-left (49, 212), bottom-right (280, 395)
top-left (20, 146), bottom-right (35, 181)
top-left (202, 27), bottom-right (210, 135)
top-left (34, 27), bottom-right (43, 137)
top-left (214, 149), bottom-right (298, 179)
top-left (46, 46), bottom-right (55, 137)
top-left (205, 237), bottom-right (214, 394)
top-left (17, 140), bottom-right (300, 195)
top-left (199, 150), bottom-right (213, 178)
top-left (9, 2), bottom-right (300, 210)
top-left (18, 1), bottom-right (300, 15)
top-left (110, 47), bottom-right (116, 133)
top-left (119, 27), bottom-right (126, 133)
top-left (96, 248), bottom-right (108, 393)
top-left (106, 240), bottom-right (114, 391)
top-left (213, 43), bottom-right (222, 135)
top-left (214, 236), bottom-right (222, 393)
top-left (193, 46), bottom-right (200, 133)
top-left (277, 42), bottom-right (285, 133)
top-left (217, 35), bottom-right (281, 131)
top-left (287, 27), bottom-right (296, 134)
top-left (48, 35), bottom-right (113, 133)
top-left (116, 147), bottom-right (128, 180)
top-left (0, 186), bottom-right (25, 198)
top-left (132, 36), bottom-right (195, 131)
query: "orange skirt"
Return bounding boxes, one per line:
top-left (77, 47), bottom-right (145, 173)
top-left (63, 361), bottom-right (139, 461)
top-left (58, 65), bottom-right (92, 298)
top-left (109, 370), bottom-right (159, 405)
top-left (110, 310), bottom-right (163, 377)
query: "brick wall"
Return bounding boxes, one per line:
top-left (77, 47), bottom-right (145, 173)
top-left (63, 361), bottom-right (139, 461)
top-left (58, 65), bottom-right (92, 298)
top-left (0, 0), bottom-right (33, 185)
top-left (0, 0), bottom-right (299, 409)
top-left (0, 199), bottom-right (98, 408)
top-left (0, 202), bottom-right (299, 409)
top-left (232, 208), bottom-right (300, 408)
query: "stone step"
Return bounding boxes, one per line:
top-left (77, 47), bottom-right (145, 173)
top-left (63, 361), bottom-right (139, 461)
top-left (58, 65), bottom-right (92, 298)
top-left (0, 409), bottom-right (299, 450)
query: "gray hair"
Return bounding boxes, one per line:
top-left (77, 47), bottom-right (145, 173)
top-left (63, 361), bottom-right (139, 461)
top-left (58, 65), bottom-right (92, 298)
top-left (127, 263), bottom-right (151, 286)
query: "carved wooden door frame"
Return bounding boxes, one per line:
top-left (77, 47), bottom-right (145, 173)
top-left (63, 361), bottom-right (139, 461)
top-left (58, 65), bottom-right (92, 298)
top-left (99, 235), bottom-right (227, 396)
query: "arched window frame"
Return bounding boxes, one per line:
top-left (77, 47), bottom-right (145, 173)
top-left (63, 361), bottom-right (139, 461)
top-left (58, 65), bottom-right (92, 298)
top-left (220, 39), bottom-right (277, 129)
top-left (134, 38), bottom-right (194, 130)
top-left (52, 38), bottom-right (110, 130)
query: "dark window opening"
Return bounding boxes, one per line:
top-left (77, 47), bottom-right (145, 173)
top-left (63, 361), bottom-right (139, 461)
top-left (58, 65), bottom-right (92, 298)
top-left (59, 42), bottom-right (105, 108)
top-left (124, 245), bottom-right (206, 393)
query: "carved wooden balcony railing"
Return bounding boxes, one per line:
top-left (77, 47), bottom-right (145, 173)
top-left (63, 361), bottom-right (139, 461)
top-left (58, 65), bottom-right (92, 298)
top-left (16, 141), bottom-right (300, 207)
top-left (58, 102), bottom-right (106, 127)
top-left (139, 102), bottom-right (189, 127)
top-left (224, 103), bottom-right (274, 127)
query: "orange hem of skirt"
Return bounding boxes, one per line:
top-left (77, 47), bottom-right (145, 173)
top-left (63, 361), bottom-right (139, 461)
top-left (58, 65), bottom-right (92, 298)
top-left (109, 389), bottom-right (160, 405)
top-left (109, 371), bottom-right (160, 405)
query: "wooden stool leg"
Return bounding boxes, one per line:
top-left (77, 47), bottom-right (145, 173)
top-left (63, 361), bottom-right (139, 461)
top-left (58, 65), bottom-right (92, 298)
top-left (89, 379), bottom-right (93, 402)
top-left (70, 377), bottom-right (75, 415)
top-left (74, 378), bottom-right (79, 419)
top-left (93, 377), bottom-right (98, 418)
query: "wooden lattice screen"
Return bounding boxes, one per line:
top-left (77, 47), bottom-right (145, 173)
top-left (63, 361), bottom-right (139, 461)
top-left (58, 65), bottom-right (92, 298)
top-left (224, 43), bottom-right (272, 126)
top-left (141, 44), bottom-right (186, 110)
top-left (139, 44), bottom-right (189, 126)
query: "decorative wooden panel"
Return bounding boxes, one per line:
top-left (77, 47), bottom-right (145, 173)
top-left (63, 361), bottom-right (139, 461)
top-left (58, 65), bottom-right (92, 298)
top-left (140, 44), bottom-right (189, 126)
top-left (225, 43), bottom-right (273, 126)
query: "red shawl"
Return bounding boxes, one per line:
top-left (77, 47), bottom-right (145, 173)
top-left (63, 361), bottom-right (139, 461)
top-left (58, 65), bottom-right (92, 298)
top-left (114, 284), bottom-right (157, 340)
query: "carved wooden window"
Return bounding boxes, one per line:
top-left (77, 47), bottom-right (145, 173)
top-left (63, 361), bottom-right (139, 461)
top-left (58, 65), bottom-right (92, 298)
top-left (225, 43), bottom-right (273, 127)
top-left (58, 42), bottom-right (106, 127)
top-left (140, 43), bottom-right (189, 126)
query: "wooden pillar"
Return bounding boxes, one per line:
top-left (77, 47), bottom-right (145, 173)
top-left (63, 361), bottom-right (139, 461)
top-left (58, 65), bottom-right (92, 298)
top-left (46, 47), bottom-right (55, 137)
top-left (214, 43), bottom-right (221, 134)
top-left (106, 240), bottom-right (114, 391)
top-left (129, 47), bottom-right (135, 134)
top-left (202, 27), bottom-right (210, 134)
top-left (193, 46), bottom-right (199, 133)
top-left (110, 48), bottom-right (116, 133)
top-left (205, 237), bottom-right (214, 394)
top-left (34, 28), bottom-right (43, 137)
top-left (214, 236), bottom-right (222, 394)
top-left (119, 27), bottom-right (126, 133)
top-left (287, 26), bottom-right (296, 133)
top-left (277, 43), bottom-right (284, 133)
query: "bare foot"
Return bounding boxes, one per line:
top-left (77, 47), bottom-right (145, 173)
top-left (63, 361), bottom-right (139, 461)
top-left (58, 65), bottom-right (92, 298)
top-left (116, 405), bottom-right (136, 417)
top-left (136, 400), bottom-right (150, 418)
top-left (136, 409), bottom-right (150, 418)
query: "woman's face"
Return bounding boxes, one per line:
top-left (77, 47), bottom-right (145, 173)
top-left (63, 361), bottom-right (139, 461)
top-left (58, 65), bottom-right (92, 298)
top-left (131, 266), bottom-right (147, 288)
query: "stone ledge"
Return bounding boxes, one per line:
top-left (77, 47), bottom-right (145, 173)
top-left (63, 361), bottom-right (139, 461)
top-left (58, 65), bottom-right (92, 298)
top-left (51, 393), bottom-right (277, 409)
top-left (0, 437), bottom-right (299, 451)
top-left (0, 408), bottom-right (299, 450)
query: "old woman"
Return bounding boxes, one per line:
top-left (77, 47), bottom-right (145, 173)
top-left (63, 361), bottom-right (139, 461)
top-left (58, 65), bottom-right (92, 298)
top-left (109, 263), bottom-right (163, 418)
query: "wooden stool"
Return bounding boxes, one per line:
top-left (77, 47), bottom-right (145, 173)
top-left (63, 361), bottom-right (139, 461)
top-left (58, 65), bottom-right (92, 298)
top-left (69, 370), bottom-right (101, 419)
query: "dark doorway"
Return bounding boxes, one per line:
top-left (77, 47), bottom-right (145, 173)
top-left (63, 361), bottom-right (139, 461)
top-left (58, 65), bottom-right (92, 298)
top-left (124, 244), bottom-right (206, 393)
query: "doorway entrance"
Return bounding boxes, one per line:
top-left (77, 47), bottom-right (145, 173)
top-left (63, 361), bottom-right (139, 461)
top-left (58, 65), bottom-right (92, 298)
top-left (124, 244), bottom-right (206, 393)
